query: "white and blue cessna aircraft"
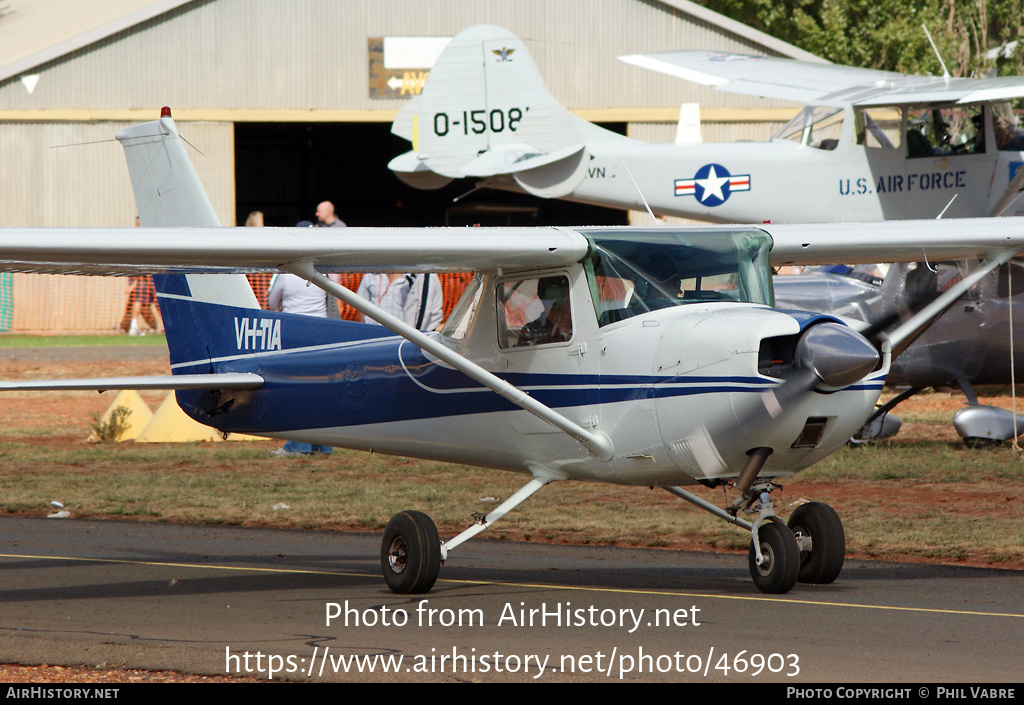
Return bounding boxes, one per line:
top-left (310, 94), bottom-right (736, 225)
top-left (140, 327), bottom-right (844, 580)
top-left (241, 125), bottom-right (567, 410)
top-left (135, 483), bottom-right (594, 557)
top-left (390, 25), bottom-right (1024, 221)
top-left (3, 110), bottom-right (1024, 595)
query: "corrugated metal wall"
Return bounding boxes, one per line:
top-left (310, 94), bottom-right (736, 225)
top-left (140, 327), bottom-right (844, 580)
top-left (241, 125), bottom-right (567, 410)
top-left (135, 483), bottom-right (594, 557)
top-left (0, 121), bottom-right (233, 333)
top-left (629, 121), bottom-right (790, 145)
top-left (0, 121), bottom-right (233, 227)
top-left (0, 0), bottom-right (800, 113)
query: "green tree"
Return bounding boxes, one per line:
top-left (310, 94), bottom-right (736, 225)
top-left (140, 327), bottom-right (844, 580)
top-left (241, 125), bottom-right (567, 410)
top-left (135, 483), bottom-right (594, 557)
top-left (697, 0), bottom-right (1024, 76)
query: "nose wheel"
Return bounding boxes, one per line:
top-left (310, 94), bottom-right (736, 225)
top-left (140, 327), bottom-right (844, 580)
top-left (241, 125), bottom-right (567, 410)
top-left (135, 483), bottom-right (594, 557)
top-left (748, 520), bottom-right (799, 594)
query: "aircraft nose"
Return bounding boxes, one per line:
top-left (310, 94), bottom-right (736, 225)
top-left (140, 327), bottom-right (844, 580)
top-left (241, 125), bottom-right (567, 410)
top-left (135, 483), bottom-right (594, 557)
top-left (796, 322), bottom-right (880, 390)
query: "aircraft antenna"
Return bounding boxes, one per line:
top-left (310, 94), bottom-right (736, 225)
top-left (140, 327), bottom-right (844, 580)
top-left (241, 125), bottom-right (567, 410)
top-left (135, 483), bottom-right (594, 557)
top-left (618, 156), bottom-right (660, 225)
top-left (922, 24), bottom-right (952, 83)
top-left (452, 183), bottom-right (484, 203)
top-left (48, 138), bottom-right (120, 149)
top-left (922, 249), bottom-right (938, 274)
top-left (936, 193), bottom-right (957, 219)
top-left (178, 134), bottom-right (205, 156)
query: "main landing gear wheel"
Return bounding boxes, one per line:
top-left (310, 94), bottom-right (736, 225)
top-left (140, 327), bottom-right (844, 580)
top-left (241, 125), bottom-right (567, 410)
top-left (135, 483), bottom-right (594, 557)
top-left (748, 521), bottom-right (799, 594)
top-left (381, 510), bottom-right (441, 594)
top-left (787, 502), bottom-right (845, 584)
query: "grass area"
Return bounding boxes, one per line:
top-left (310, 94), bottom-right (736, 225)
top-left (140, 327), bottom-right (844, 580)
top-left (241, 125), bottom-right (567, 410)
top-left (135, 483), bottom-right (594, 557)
top-left (0, 334), bottom-right (166, 348)
top-left (0, 437), bottom-right (1020, 567)
top-left (0, 381), bottom-right (1020, 569)
top-left (800, 441), bottom-right (1023, 482)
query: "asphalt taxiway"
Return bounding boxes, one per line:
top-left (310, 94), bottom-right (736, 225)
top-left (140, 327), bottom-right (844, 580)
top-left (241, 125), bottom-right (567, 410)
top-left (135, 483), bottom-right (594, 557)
top-left (0, 516), bottom-right (1020, 683)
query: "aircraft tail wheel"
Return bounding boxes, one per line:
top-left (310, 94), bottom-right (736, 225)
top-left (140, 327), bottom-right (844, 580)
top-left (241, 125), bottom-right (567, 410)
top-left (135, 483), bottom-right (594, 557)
top-left (381, 510), bottom-right (441, 594)
top-left (788, 502), bottom-right (845, 584)
top-left (748, 520), bottom-right (799, 594)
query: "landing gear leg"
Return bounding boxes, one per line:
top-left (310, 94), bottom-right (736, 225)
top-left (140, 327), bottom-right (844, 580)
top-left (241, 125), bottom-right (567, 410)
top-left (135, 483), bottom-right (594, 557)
top-left (744, 479), bottom-right (799, 594)
top-left (665, 470), bottom-right (802, 595)
top-left (379, 466), bottom-right (567, 594)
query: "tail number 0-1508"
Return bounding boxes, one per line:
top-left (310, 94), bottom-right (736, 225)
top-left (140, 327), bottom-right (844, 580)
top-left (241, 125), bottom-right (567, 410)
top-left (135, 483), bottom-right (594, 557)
top-left (433, 109), bottom-right (525, 136)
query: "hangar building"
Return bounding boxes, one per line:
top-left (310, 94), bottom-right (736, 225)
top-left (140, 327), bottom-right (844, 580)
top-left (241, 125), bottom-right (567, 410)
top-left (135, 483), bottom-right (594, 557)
top-left (0, 0), bottom-right (816, 332)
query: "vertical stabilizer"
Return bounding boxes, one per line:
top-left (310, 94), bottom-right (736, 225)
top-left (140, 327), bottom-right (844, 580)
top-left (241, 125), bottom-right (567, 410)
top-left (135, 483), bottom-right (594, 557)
top-left (117, 108), bottom-right (222, 229)
top-left (117, 108), bottom-right (259, 369)
top-left (390, 25), bottom-right (616, 190)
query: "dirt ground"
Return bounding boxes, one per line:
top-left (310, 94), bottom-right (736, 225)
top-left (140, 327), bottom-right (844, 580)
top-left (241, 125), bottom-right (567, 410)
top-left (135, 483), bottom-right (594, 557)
top-left (0, 344), bottom-right (1021, 682)
top-left (1, 344), bottom-right (1022, 569)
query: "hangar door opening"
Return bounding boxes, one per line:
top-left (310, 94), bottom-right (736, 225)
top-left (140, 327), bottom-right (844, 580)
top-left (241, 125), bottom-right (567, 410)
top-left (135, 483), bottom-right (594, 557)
top-left (234, 123), bottom-right (628, 228)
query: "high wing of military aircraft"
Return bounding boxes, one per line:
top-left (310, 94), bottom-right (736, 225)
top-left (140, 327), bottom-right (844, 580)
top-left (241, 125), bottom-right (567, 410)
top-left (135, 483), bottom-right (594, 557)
top-left (3, 110), bottom-right (1024, 596)
top-left (390, 25), bottom-right (1024, 222)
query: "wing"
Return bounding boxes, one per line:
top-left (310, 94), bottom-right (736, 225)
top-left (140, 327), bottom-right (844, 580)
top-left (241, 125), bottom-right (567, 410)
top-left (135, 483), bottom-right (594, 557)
top-left (619, 51), bottom-right (1024, 106)
top-left (0, 226), bottom-right (589, 275)
top-left (763, 218), bottom-right (1024, 265)
top-left (0, 220), bottom-right (1021, 275)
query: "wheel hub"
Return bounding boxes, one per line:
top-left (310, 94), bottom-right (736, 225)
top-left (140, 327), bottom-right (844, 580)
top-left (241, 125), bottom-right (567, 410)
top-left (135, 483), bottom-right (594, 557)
top-left (755, 542), bottom-right (774, 574)
top-left (791, 525), bottom-right (813, 561)
top-left (387, 536), bottom-right (408, 574)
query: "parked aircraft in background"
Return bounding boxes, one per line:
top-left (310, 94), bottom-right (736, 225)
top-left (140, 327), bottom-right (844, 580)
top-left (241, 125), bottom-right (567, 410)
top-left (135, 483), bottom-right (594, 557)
top-left (774, 264), bottom-right (1024, 446)
top-left (391, 24), bottom-right (1024, 222)
top-left (2, 110), bottom-right (1024, 595)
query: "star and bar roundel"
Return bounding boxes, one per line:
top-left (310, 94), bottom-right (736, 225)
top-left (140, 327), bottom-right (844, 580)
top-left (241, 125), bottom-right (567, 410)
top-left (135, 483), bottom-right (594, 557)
top-left (674, 164), bottom-right (751, 207)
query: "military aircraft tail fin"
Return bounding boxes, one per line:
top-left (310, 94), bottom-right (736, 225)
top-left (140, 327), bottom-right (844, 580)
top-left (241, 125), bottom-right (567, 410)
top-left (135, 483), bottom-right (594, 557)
top-left (390, 25), bottom-right (626, 198)
top-left (117, 108), bottom-right (260, 368)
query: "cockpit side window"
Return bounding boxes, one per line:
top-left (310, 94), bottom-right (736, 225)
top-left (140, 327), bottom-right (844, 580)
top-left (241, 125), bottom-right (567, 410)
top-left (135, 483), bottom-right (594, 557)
top-left (855, 108), bottom-right (901, 149)
top-left (496, 275), bottom-right (573, 349)
top-left (993, 101), bottom-right (1024, 152)
top-left (906, 106), bottom-right (984, 158)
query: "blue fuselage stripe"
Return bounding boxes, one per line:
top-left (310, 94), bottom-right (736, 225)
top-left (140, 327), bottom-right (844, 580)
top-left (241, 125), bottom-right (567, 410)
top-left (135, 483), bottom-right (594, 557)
top-left (174, 334), bottom-right (881, 433)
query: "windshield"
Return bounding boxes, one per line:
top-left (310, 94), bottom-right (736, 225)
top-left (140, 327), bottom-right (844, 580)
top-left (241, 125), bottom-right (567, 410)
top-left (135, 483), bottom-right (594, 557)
top-left (439, 274), bottom-right (483, 340)
top-left (774, 106), bottom-right (844, 149)
top-left (580, 229), bottom-right (774, 326)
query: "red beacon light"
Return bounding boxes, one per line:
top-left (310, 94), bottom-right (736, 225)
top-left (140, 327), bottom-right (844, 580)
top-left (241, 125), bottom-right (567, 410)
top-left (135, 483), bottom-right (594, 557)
top-left (160, 106), bottom-right (172, 117)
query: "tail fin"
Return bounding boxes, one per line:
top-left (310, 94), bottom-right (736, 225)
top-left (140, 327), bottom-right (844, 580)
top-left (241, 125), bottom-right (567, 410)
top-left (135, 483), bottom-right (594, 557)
top-left (116, 108), bottom-right (259, 368)
top-left (390, 25), bottom-right (624, 198)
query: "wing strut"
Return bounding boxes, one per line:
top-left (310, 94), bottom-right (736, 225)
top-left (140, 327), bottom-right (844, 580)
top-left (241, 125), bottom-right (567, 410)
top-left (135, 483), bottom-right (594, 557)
top-left (283, 260), bottom-right (615, 461)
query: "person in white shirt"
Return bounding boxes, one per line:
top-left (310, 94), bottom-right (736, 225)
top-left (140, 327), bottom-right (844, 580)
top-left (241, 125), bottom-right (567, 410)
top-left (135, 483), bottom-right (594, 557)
top-left (267, 272), bottom-right (327, 317)
top-left (355, 273), bottom-right (443, 331)
top-left (266, 250), bottom-right (333, 456)
top-left (404, 273), bottom-right (444, 331)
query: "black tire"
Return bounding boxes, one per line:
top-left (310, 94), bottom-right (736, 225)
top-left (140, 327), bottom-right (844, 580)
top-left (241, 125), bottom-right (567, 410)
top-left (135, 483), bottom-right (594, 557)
top-left (788, 502), bottom-right (845, 584)
top-left (380, 510), bottom-right (441, 594)
top-left (963, 436), bottom-right (1001, 450)
top-left (748, 520), bottom-right (799, 594)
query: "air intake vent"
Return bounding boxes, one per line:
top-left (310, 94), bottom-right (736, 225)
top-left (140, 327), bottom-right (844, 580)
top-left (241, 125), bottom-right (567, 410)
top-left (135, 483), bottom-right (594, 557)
top-left (791, 416), bottom-right (829, 449)
top-left (758, 334), bottom-right (798, 377)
